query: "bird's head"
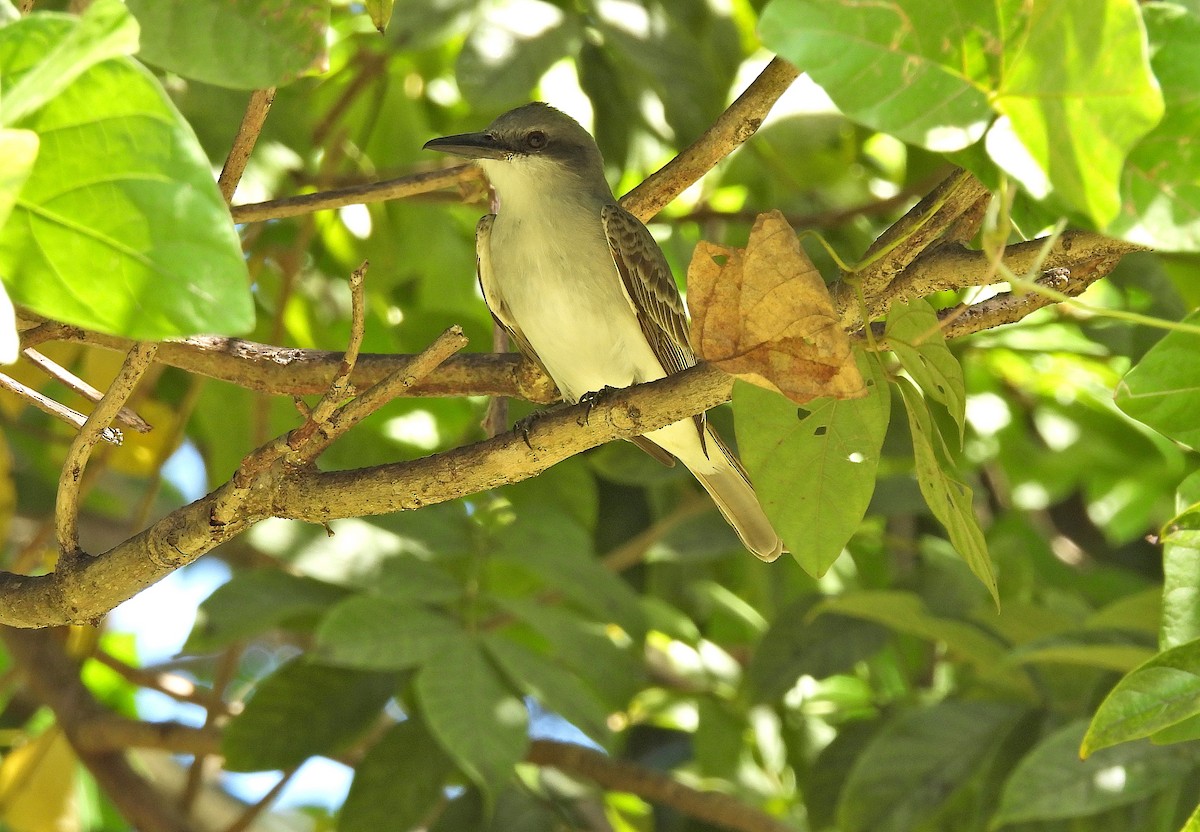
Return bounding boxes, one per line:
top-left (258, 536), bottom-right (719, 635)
top-left (423, 103), bottom-right (611, 205)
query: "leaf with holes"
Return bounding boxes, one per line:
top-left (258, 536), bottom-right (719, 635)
top-left (734, 352), bottom-right (889, 576)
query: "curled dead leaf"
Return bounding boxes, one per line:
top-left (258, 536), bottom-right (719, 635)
top-left (687, 210), bottom-right (864, 403)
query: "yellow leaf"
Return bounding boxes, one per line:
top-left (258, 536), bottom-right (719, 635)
top-left (0, 729), bottom-right (80, 832)
top-left (687, 210), bottom-right (864, 404)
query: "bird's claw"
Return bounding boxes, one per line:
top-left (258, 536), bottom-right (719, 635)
top-left (513, 410), bottom-right (548, 449)
top-left (578, 386), bottom-right (619, 426)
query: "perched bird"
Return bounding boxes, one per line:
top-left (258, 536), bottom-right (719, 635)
top-left (424, 103), bottom-right (784, 561)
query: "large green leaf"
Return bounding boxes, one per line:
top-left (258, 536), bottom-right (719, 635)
top-left (885, 299), bottom-right (965, 440)
top-left (126, 0), bottom-right (328, 89)
top-left (0, 15), bottom-right (254, 339)
top-left (223, 660), bottom-right (395, 771)
top-left (415, 635), bottom-right (529, 800)
top-left (994, 720), bottom-right (1200, 825)
top-left (1109, 4), bottom-right (1200, 251)
top-left (340, 719), bottom-right (455, 832)
top-left (734, 353), bottom-right (890, 576)
top-left (1115, 313), bottom-right (1200, 449)
top-left (0, 0), bottom-right (138, 127)
top-left (837, 701), bottom-right (1025, 832)
top-left (987, 0), bottom-right (1164, 227)
top-left (1083, 637), bottom-right (1200, 755)
top-left (316, 596), bottom-right (466, 671)
top-left (758, 0), bottom-right (995, 152)
top-left (897, 377), bottom-right (998, 603)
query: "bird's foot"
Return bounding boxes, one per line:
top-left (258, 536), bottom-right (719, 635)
top-left (577, 386), bottom-right (620, 426)
top-left (512, 409), bottom-right (549, 449)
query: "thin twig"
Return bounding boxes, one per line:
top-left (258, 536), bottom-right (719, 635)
top-left (324, 324), bottom-right (470, 442)
top-left (218, 87), bottom-right (277, 203)
top-left (55, 342), bottom-right (158, 559)
top-left (602, 494), bottom-right (712, 572)
top-left (230, 165), bottom-right (485, 223)
top-left (222, 767), bottom-right (299, 832)
top-left (0, 370), bottom-right (122, 441)
top-left (621, 57), bottom-right (800, 222)
top-left (181, 645), bottom-right (242, 816)
top-left (21, 348), bottom-right (152, 432)
top-left (74, 716), bottom-right (223, 757)
top-left (528, 739), bottom-right (796, 832)
top-left (92, 649), bottom-right (227, 711)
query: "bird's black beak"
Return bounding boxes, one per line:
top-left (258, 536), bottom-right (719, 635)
top-left (422, 131), bottom-right (511, 160)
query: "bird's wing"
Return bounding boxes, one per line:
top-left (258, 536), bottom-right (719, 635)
top-left (601, 204), bottom-right (706, 456)
top-left (601, 204), bottom-right (695, 377)
top-left (476, 214), bottom-right (552, 379)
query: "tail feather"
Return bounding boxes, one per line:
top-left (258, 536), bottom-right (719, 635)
top-left (693, 432), bottom-right (785, 562)
top-left (645, 421), bottom-right (785, 561)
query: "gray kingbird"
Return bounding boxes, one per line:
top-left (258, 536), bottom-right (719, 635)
top-left (424, 103), bottom-right (784, 562)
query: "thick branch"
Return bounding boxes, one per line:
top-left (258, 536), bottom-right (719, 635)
top-left (0, 364), bottom-right (733, 628)
top-left (621, 57), bottom-right (800, 222)
top-left (528, 740), bottom-right (795, 832)
top-left (0, 627), bottom-right (198, 832)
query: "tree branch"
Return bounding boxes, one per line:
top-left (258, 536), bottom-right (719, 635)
top-left (621, 57), bottom-right (800, 222)
top-left (22, 321), bottom-right (559, 402)
top-left (528, 739), bottom-right (796, 832)
top-left (230, 165), bottom-right (486, 223)
top-left (0, 363), bottom-right (733, 628)
top-left (0, 627), bottom-right (199, 832)
top-left (217, 87), bottom-right (276, 203)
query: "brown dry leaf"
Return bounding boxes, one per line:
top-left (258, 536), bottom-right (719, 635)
top-left (687, 210), bottom-right (864, 403)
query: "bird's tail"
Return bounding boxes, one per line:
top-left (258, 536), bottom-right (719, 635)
top-left (691, 429), bottom-right (785, 562)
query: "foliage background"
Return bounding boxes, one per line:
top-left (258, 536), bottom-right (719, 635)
top-left (2, 1), bottom-right (1200, 831)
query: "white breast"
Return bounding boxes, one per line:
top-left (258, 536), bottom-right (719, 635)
top-left (481, 160), bottom-right (666, 402)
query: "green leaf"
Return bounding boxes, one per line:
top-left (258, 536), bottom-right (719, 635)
top-left (986, 0), bottom-right (1164, 227)
top-left (1083, 637), bottom-right (1200, 755)
top-left (837, 701), bottom-right (1024, 832)
top-left (482, 633), bottom-right (611, 746)
top-left (186, 569), bottom-right (351, 652)
top-left (994, 719), bottom-right (1200, 825)
top-left (126, 0), bottom-right (329, 89)
top-left (1009, 632), bottom-right (1156, 673)
top-left (758, 0), bottom-right (994, 152)
top-left (1110, 4), bottom-right (1200, 251)
top-left (745, 596), bottom-right (888, 702)
top-left (0, 280), bottom-right (15, 363)
top-left (223, 660), bottom-right (395, 771)
top-left (316, 596), bottom-right (466, 671)
top-left (734, 353), bottom-right (890, 576)
top-left (415, 636), bottom-right (529, 799)
top-left (0, 0), bottom-right (138, 127)
top-left (897, 377), bottom-right (998, 604)
top-left (813, 590), bottom-right (1030, 692)
top-left (364, 0), bottom-right (395, 33)
top-left (1162, 469), bottom-right (1200, 650)
top-left (885, 299), bottom-right (965, 440)
top-left (1115, 312), bottom-right (1200, 449)
top-left (491, 512), bottom-right (646, 638)
top-left (0, 17), bottom-right (254, 339)
top-left (1184, 799), bottom-right (1200, 832)
top-left (340, 719), bottom-right (454, 832)
top-left (1150, 711), bottom-right (1200, 746)
top-left (495, 597), bottom-right (645, 710)
top-left (0, 128), bottom-right (35, 236)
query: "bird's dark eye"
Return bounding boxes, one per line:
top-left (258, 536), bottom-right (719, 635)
top-left (526, 130), bottom-right (547, 150)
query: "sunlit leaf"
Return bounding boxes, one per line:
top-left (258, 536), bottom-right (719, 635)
top-left (885, 298), bottom-right (965, 440)
top-left (758, 0), bottom-right (994, 152)
top-left (1115, 312), bottom-right (1200, 449)
top-left (0, 16), bottom-right (254, 339)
